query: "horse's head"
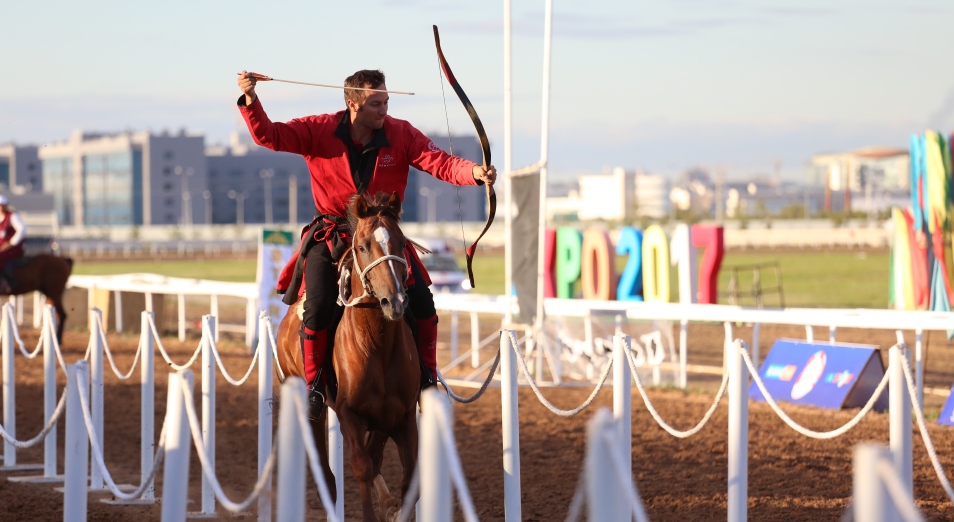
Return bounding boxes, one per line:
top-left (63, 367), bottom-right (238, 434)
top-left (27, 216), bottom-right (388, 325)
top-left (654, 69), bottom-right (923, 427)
top-left (347, 192), bottom-right (409, 320)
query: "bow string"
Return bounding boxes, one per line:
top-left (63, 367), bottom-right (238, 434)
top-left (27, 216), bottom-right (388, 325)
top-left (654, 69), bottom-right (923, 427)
top-left (433, 24), bottom-right (496, 290)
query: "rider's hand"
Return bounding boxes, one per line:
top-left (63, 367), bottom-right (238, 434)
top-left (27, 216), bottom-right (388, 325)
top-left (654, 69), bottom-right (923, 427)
top-left (238, 70), bottom-right (258, 105)
top-left (472, 164), bottom-right (496, 186)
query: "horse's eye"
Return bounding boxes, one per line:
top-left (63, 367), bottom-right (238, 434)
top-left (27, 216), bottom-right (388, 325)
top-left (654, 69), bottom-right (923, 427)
top-left (358, 245), bottom-right (367, 253)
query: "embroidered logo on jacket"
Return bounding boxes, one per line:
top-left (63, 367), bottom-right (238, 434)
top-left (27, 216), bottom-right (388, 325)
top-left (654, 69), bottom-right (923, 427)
top-left (427, 141), bottom-right (442, 153)
top-left (379, 154), bottom-right (396, 167)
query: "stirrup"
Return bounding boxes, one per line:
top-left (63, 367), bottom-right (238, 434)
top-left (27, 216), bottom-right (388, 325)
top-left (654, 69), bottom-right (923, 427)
top-left (420, 369), bottom-right (437, 392)
top-left (307, 369), bottom-right (326, 417)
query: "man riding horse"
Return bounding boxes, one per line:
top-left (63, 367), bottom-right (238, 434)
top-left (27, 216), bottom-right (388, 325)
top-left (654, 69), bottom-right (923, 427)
top-left (0, 195), bottom-right (26, 295)
top-left (236, 69), bottom-right (497, 414)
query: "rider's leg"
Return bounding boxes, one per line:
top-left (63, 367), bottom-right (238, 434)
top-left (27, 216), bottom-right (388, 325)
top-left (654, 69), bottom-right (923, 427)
top-left (302, 242), bottom-right (340, 410)
top-left (0, 246), bottom-right (20, 294)
top-left (407, 260), bottom-right (438, 388)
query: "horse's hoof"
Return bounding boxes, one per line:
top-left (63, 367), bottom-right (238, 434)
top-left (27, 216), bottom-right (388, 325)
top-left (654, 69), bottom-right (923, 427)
top-left (372, 475), bottom-right (391, 503)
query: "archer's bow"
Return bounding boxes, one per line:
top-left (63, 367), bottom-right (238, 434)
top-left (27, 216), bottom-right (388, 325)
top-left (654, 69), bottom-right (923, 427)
top-left (433, 24), bottom-right (496, 290)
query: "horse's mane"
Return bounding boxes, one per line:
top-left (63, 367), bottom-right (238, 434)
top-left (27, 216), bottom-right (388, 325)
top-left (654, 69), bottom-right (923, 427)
top-left (346, 192), bottom-right (402, 236)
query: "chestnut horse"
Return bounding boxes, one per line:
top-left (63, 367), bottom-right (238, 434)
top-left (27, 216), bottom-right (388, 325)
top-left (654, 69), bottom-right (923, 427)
top-left (3, 254), bottom-right (73, 344)
top-left (276, 192), bottom-right (421, 521)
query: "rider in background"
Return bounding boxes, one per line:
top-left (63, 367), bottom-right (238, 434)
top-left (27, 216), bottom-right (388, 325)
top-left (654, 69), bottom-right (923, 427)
top-left (0, 195), bottom-right (26, 294)
top-left (237, 69), bottom-right (496, 411)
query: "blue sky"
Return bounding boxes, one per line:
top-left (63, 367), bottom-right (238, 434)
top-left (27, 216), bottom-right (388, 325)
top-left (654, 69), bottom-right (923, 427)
top-left (2, 0), bottom-right (952, 182)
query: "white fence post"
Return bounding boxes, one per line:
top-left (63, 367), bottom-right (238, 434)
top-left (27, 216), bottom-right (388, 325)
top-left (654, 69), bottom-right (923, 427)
top-left (500, 329), bottom-right (522, 522)
top-left (727, 339), bottom-right (748, 522)
top-left (613, 333), bottom-right (632, 480)
top-left (43, 306), bottom-right (59, 479)
top-left (2, 303), bottom-right (20, 468)
top-left (141, 312), bottom-right (156, 501)
top-left (257, 313), bottom-right (273, 522)
top-left (587, 408), bottom-right (627, 521)
top-left (64, 361), bottom-right (90, 522)
top-left (198, 315), bottom-right (217, 516)
top-left (161, 370), bottom-right (193, 522)
top-left (328, 410), bottom-right (344, 522)
top-left (89, 308), bottom-right (105, 491)
top-left (853, 444), bottom-right (891, 522)
top-left (470, 312), bottom-right (479, 369)
top-left (276, 377), bottom-right (306, 522)
top-left (889, 344), bottom-right (913, 504)
top-left (419, 388), bottom-right (452, 522)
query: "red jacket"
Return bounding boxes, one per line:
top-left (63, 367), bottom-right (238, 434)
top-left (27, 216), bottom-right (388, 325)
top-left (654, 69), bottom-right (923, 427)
top-left (239, 98), bottom-right (480, 218)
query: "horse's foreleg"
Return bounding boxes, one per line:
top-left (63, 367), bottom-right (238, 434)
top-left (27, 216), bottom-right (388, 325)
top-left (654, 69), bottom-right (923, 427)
top-left (392, 410), bottom-right (420, 502)
top-left (367, 431), bottom-right (388, 478)
top-left (338, 407), bottom-right (377, 522)
top-left (309, 408), bottom-right (337, 506)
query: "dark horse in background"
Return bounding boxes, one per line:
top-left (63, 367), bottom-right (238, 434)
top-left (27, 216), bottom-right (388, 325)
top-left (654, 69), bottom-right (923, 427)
top-left (276, 192), bottom-right (421, 522)
top-left (3, 254), bottom-right (74, 344)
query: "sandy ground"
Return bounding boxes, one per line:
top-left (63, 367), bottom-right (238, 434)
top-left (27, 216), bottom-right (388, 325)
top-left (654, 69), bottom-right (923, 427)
top-left (2, 299), bottom-right (954, 521)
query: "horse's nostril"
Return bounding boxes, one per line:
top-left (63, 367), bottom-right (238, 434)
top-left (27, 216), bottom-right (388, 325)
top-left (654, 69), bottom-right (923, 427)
top-left (380, 297), bottom-right (389, 307)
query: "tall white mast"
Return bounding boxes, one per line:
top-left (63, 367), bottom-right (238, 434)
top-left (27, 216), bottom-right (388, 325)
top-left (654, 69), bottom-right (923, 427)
top-left (503, 0), bottom-right (514, 324)
top-left (535, 0), bottom-right (554, 341)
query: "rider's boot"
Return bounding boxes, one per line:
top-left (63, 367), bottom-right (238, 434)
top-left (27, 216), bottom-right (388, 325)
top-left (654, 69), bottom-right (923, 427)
top-left (0, 273), bottom-right (11, 295)
top-left (415, 316), bottom-right (439, 390)
top-left (301, 326), bottom-right (328, 418)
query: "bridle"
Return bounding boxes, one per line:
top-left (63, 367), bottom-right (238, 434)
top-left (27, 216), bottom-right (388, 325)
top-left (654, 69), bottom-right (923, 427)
top-left (337, 231), bottom-right (408, 308)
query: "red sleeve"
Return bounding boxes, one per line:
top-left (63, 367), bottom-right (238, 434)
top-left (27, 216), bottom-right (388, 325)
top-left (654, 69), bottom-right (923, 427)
top-left (404, 123), bottom-right (480, 187)
top-left (238, 96), bottom-right (322, 155)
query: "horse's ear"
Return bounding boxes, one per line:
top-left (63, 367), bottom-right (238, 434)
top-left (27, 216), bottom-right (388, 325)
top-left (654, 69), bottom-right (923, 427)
top-left (354, 195), bottom-right (370, 218)
top-left (388, 191), bottom-right (402, 216)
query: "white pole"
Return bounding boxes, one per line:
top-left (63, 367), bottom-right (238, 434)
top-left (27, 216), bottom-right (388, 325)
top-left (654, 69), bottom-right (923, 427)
top-left (114, 291), bottom-right (123, 333)
top-left (89, 308), bottom-right (105, 490)
top-left (200, 315), bottom-right (217, 515)
top-left (915, 329), bottom-right (923, 408)
top-left (177, 294), bottom-right (186, 342)
top-left (161, 371), bottom-right (193, 522)
top-left (471, 312), bottom-right (480, 368)
top-left (43, 306), bottom-right (58, 478)
top-left (64, 361), bottom-right (89, 521)
top-left (500, 330), bottom-right (522, 521)
top-left (889, 344), bottom-right (913, 503)
top-left (419, 389), bottom-right (452, 522)
top-left (853, 444), bottom-right (890, 522)
top-left (613, 334), bottom-right (632, 480)
top-left (751, 322), bottom-right (761, 372)
top-left (257, 314), bottom-right (274, 522)
top-left (328, 410), bottom-right (344, 522)
top-left (277, 378), bottom-right (306, 522)
top-left (727, 339), bottom-right (748, 522)
top-left (141, 312), bottom-right (156, 501)
top-left (829, 325), bottom-right (836, 343)
top-left (211, 295), bottom-right (220, 342)
top-left (679, 318), bottom-right (688, 388)
top-left (587, 409), bottom-right (627, 521)
top-left (533, 0), bottom-right (554, 369)
top-left (2, 303), bottom-right (16, 467)
top-left (503, 0), bottom-right (513, 323)
top-left (33, 292), bottom-right (42, 329)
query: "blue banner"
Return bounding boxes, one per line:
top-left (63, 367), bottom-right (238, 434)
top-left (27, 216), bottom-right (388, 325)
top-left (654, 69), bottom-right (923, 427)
top-left (938, 384), bottom-right (954, 426)
top-left (749, 339), bottom-right (888, 411)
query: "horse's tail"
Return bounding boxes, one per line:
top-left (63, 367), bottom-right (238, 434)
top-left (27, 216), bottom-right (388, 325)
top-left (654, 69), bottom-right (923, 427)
top-left (65, 258), bottom-right (74, 269)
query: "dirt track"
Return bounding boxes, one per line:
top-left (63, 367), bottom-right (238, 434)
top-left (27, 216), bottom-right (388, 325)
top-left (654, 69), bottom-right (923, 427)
top-left (2, 315), bottom-right (954, 521)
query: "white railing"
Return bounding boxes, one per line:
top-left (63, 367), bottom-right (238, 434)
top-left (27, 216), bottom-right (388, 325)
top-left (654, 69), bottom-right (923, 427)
top-left (446, 329), bottom-right (951, 521)
top-left (66, 274), bottom-right (259, 347)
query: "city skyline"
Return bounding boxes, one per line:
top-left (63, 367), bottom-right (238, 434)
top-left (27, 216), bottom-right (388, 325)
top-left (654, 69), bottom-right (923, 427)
top-left (3, 0), bottom-right (952, 182)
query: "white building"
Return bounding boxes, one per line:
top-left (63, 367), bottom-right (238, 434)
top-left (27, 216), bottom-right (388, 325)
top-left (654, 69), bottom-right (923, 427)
top-left (38, 129), bottom-right (205, 227)
top-left (634, 171), bottom-right (670, 219)
top-left (578, 167), bottom-right (634, 221)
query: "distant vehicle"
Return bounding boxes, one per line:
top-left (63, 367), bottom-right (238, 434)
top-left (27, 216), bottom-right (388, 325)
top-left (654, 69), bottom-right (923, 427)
top-left (413, 237), bottom-right (470, 294)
